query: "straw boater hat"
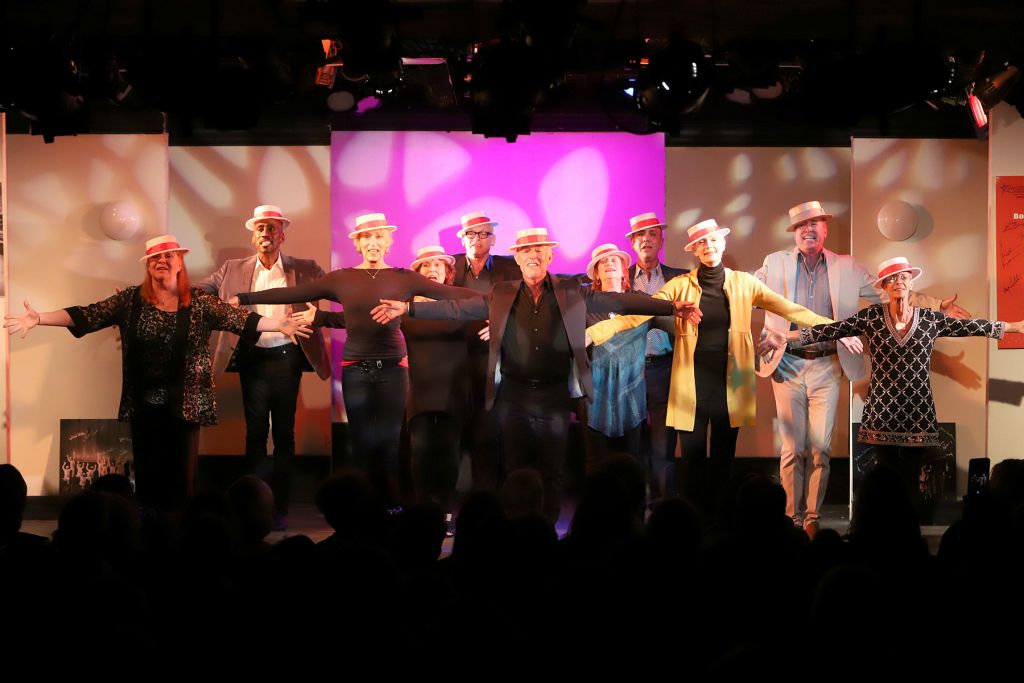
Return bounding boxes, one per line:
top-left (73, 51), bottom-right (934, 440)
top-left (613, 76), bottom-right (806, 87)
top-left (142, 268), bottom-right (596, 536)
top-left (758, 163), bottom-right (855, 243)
top-left (625, 212), bottom-right (667, 238)
top-left (787, 201), bottom-right (833, 232)
top-left (457, 211), bottom-right (499, 238)
top-left (348, 212), bottom-right (398, 239)
top-left (683, 219), bottom-right (730, 252)
top-left (586, 243), bottom-right (632, 280)
top-left (509, 227), bottom-right (558, 251)
top-left (874, 256), bottom-right (922, 287)
top-left (139, 234), bottom-right (189, 262)
top-left (410, 245), bottom-right (456, 271)
top-left (245, 204), bottom-right (291, 231)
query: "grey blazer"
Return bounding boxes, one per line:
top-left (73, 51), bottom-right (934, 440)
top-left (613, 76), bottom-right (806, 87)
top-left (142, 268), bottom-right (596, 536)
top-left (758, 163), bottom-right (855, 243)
top-left (196, 253), bottom-right (331, 379)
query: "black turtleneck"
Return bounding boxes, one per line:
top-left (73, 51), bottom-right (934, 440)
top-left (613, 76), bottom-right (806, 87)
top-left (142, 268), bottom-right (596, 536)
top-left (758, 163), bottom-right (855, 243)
top-left (696, 262), bottom-right (730, 353)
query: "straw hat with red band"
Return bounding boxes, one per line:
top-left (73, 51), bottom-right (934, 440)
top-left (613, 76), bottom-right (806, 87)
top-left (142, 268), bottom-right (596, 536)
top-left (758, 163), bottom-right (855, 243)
top-left (457, 211), bottom-right (499, 239)
top-left (625, 212), bottom-right (667, 238)
top-left (586, 243), bottom-right (632, 280)
top-left (874, 256), bottom-right (922, 287)
top-left (787, 200), bottom-right (833, 232)
top-left (139, 235), bottom-right (189, 262)
top-left (683, 219), bottom-right (730, 252)
top-left (509, 227), bottom-right (558, 251)
top-left (410, 245), bottom-right (456, 271)
top-left (348, 212), bottom-right (398, 239)
top-left (245, 204), bottom-right (291, 231)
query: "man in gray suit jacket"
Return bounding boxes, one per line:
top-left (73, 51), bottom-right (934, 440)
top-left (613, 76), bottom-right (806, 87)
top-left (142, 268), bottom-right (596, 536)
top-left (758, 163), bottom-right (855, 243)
top-left (197, 205), bottom-right (330, 526)
top-left (625, 212), bottom-right (690, 500)
top-left (755, 201), bottom-right (967, 537)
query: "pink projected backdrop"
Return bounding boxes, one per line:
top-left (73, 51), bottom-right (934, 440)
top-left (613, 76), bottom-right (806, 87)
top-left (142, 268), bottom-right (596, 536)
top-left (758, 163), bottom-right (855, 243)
top-left (328, 131), bottom-right (665, 410)
top-left (330, 131), bottom-right (665, 271)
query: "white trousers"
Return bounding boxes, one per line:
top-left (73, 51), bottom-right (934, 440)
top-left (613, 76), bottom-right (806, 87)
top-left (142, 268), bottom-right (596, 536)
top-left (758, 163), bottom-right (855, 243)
top-left (772, 354), bottom-right (842, 522)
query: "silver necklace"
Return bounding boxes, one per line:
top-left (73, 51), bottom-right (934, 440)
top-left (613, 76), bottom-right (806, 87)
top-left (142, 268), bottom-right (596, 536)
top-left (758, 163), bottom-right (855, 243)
top-left (364, 266), bottom-right (382, 280)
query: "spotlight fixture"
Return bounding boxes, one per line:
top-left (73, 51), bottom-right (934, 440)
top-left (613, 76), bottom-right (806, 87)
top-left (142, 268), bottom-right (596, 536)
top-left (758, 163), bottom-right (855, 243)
top-left (634, 40), bottom-right (712, 133)
top-left (974, 65), bottom-right (1021, 112)
top-left (966, 64), bottom-right (1020, 139)
top-left (471, 40), bottom-right (543, 142)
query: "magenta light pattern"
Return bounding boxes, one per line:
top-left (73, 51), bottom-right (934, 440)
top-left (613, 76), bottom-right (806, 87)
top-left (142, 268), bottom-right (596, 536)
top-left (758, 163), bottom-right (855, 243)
top-left (330, 131), bottom-right (665, 271)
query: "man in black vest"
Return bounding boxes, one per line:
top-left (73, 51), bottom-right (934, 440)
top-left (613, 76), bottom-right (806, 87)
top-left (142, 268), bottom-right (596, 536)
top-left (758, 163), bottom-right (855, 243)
top-left (450, 212), bottom-right (520, 492)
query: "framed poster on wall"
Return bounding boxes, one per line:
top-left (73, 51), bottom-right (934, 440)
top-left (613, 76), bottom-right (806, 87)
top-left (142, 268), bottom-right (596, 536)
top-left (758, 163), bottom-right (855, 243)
top-left (58, 419), bottom-right (134, 496)
top-left (995, 176), bottom-right (1024, 349)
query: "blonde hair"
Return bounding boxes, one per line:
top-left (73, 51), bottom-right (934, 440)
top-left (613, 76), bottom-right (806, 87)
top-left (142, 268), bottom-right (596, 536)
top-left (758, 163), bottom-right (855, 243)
top-left (352, 229), bottom-right (394, 255)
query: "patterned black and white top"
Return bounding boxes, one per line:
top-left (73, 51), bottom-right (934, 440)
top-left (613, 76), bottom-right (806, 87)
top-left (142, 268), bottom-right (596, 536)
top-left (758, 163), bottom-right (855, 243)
top-left (801, 304), bottom-right (1005, 446)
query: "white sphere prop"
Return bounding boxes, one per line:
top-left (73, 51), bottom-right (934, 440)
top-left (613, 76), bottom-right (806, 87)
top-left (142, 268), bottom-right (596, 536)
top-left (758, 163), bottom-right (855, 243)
top-left (876, 200), bottom-right (918, 241)
top-left (100, 201), bottom-right (142, 240)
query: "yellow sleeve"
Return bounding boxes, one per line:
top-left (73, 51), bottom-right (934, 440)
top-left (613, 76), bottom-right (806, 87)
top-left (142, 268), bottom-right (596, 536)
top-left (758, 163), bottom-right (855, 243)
top-left (750, 276), bottom-right (833, 328)
top-left (588, 314), bottom-right (652, 345)
top-left (588, 278), bottom-right (683, 345)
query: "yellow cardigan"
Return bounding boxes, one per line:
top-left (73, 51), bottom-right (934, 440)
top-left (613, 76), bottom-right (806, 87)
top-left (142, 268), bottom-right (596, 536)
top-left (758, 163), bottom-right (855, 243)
top-left (588, 269), bottom-right (832, 432)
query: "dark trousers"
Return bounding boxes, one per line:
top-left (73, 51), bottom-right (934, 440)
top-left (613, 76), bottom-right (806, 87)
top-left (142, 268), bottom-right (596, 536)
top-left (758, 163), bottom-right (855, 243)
top-left (342, 362), bottom-right (409, 505)
top-left (464, 353), bottom-right (502, 492)
top-left (644, 353), bottom-right (678, 499)
top-left (577, 395), bottom-right (643, 475)
top-left (495, 379), bottom-right (571, 522)
top-left (237, 343), bottom-right (305, 514)
top-left (409, 411), bottom-right (461, 511)
top-left (130, 402), bottom-right (200, 512)
top-left (582, 424), bottom-right (642, 475)
top-left (678, 350), bottom-right (738, 515)
top-left (873, 445), bottom-right (926, 519)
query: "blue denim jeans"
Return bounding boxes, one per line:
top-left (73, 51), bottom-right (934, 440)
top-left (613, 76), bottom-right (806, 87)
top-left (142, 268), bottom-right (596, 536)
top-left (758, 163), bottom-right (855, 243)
top-left (342, 362), bottom-right (409, 504)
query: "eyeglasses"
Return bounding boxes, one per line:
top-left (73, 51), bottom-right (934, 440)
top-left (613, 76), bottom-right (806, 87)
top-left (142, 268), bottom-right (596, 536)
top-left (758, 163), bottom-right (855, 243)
top-left (883, 272), bottom-right (913, 285)
top-left (463, 230), bottom-right (494, 240)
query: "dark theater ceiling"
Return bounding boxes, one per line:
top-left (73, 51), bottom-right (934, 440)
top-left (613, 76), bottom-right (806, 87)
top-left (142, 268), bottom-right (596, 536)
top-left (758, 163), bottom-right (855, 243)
top-left (2, 1), bottom-right (1022, 145)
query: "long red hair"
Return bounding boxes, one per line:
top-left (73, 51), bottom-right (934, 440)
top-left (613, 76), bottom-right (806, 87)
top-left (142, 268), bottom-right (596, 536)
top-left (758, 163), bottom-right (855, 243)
top-left (415, 260), bottom-right (455, 285)
top-left (592, 255), bottom-right (631, 292)
top-left (141, 255), bottom-right (192, 307)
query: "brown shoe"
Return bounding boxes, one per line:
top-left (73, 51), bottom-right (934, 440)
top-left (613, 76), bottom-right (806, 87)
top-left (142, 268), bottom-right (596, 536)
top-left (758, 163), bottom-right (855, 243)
top-left (803, 519), bottom-right (820, 539)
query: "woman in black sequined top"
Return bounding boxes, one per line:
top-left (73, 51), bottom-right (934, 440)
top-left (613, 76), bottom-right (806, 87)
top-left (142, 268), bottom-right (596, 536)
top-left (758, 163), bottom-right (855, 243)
top-left (4, 235), bottom-right (309, 512)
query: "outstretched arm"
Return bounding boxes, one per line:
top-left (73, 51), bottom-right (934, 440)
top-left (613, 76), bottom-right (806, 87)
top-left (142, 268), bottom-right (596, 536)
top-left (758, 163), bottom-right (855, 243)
top-left (237, 272), bottom-right (341, 306)
top-left (371, 295), bottom-right (489, 323)
top-left (760, 310), bottom-right (868, 354)
top-left (4, 301), bottom-right (73, 338)
top-left (256, 316), bottom-right (312, 345)
top-left (934, 293), bottom-right (970, 319)
top-left (292, 303), bottom-right (346, 328)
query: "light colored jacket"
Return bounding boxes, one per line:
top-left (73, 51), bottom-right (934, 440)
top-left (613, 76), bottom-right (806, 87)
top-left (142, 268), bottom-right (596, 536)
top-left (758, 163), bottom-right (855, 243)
top-left (753, 247), bottom-right (942, 382)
